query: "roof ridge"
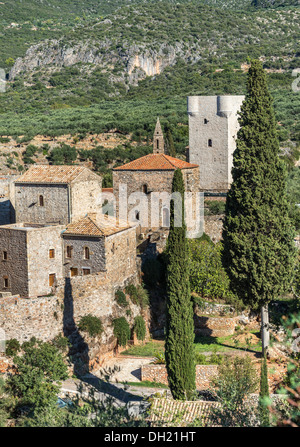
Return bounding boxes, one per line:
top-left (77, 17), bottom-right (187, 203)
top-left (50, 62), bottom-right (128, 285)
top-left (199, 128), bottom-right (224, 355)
top-left (85, 213), bottom-right (104, 236)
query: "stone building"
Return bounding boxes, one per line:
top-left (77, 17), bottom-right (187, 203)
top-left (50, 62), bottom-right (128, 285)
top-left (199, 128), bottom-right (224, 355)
top-left (113, 153), bottom-right (200, 229)
top-left (62, 213), bottom-right (137, 284)
top-left (187, 95), bottom-right (245, 192)
top-left (112, 119), bottom-right (200, 231)
top-left (15, 165), bottom-right (102, 225)
top-left (0, 222), bottom-right (64, 297)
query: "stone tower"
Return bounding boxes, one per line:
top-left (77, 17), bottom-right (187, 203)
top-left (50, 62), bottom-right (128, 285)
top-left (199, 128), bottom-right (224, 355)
top-left (153, 117), bottom-right (165, 154)
top-left (187, 95), bottom-right (245, 192)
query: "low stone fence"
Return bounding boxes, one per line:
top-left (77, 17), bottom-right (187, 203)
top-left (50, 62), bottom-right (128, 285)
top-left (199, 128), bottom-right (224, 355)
top-left (194, 314), bottom-right (237, 337)
top-left (141, 364), bottom-right (218, 390)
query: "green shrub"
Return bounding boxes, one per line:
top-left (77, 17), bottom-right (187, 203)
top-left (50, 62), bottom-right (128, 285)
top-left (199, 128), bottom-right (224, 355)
top-left (5, 339), bottom-right (20, 357)
top-left (125, 284), bottom-right (149, 309)
top-left (194, 352), bottom-right (224, 365)
top-left (115, 290), bottom-right (128, 308)
top-left (205, 200), bottom-right (226, 215)
top-left (51, 334), bottom-right (70, 352)
top-left (113, 317), bottom-right (131, 347)
top-left (78, 314), bottom-right (103, 337)
top-left (189, 239), bottom-right (244, 310)
top-left (134, 316), bottom-right (146, 341)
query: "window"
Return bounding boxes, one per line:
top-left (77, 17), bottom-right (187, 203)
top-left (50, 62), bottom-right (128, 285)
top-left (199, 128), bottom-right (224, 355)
top-left (84, 247), bottom-right (90, 260)
top-left (70, 268), bottom-right (78, 277)
top-left (112, 243), bottom-right (115, 254)
top-left (208, 139), bottom-right (212, 147)
top-left (204, 119), bottom-right (208, 124)
top-left (142, 184), bottom-right (148, 194)
top-left (39, 195), bottom-right (44, 207)
top-left (3, 277), bottom-right (9, 288)
top-left (156, 140), bottom-right (159, 149)
top-left (49, 274), bottom-right (56, 287)
top-left (135, 211), bottom-right (140, 221)
top-left (66, 246), bottom-right (73, 259)
top-left (49, 249), bottom-right (55, 259)
top-left (83, 268), bottom-right (91, 276)
top-left (3, 251), bottom-right (7, 261)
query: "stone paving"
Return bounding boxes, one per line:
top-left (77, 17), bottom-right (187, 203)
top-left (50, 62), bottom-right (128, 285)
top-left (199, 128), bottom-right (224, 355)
top-left (95, 356), bottom-right (155, 383)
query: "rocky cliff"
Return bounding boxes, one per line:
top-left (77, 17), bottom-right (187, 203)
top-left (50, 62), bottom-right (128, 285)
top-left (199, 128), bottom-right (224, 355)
top-left (9, 38), bottom-right (182, 84)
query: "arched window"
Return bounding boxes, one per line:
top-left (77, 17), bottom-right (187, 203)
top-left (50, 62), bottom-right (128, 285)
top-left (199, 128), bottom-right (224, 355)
top-left (39, 195), bottom-right (44, 207)
top-left (208, 139), bottom-right (212, 147)
top-left (135, 211), bottom-right (140, 221)
top-left (84, 247), bottom-right (90, 260)
top-left (142, 184), bottom-right (148, 194)
top-left (204, 118), bottom-right (208, 124)
top-left (162, 208), bottom-right (170, 227)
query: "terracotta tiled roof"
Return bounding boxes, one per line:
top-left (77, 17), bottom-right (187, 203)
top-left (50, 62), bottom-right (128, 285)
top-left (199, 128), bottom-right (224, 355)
top-left (16, 165), bottom-right (87, 184)
top-left (113, 154), bottom-right (198, 171)
top-left (63, 213), bottom-right (133, 237)
top-left (148, 398), bottom-right (219, 426)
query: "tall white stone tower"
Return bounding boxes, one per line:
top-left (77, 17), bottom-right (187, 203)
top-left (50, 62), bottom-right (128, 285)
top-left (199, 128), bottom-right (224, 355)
top-left (187, 95), bottom-right (245, 192)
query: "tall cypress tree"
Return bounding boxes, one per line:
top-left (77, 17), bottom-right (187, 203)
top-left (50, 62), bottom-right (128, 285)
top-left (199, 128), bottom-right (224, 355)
top-left (222, 60), bottom-right (297, 354)
top-left (165, 168), bottom-right (196, 400)
top-left (259, 355), bottom-right (270, 426)
top-left (166, 127), bottom-right (176, 158)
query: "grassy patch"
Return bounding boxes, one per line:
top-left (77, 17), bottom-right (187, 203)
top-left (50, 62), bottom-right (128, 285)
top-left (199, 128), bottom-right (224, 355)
top-left (121, 332), bottom-right (262, 357)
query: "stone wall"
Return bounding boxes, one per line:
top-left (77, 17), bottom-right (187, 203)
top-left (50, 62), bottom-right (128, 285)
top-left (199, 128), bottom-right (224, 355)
top-left (70, 177), bottom-right (102, 222)
top-left (0, 227), bottom-right (28, 296)
top-left (141, 364), bottom-right (218, 390)
top-left (105, 227), bottom-right (137, 285)
top-left (113, 167), bottom-right (200, 230)
top-left (194, 315), bottom-right (237, 337)
top-left (26, 224), bottom-right (65, 297)
top-left (62, 235), bottom-right (106, 277)
top-left (0, 175), bottom-right (17, 225)
top-left (0, 223), bottom-right (64, 297)
top-left (0, 270), bottom-right (140, 351)
top-left (15, 183), bottom-right (70, 225)
top-left (204, 214), bottom-right (224, 243)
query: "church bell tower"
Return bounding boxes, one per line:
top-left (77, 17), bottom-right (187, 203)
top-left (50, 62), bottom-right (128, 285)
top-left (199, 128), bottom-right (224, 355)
top-left (153, 117), bottom-right (165, 154)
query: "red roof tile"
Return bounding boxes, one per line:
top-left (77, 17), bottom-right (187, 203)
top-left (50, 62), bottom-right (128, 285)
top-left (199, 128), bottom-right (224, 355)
top-left (16, 165), bottom-right (87, 184)
top-left (113, 154), bottom-right (198, 171)
top-left (63, 213), bottom-right (133, 237)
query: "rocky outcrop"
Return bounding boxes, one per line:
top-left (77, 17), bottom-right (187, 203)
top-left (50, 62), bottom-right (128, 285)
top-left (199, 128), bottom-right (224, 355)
top-left (9, 39), bottom-right (180, 82)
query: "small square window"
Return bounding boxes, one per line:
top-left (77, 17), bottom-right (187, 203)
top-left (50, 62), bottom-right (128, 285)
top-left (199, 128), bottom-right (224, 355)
top-left (70, 268), bottom-right (78, 277)
top-left (83, 268), bottom-right (91, 276)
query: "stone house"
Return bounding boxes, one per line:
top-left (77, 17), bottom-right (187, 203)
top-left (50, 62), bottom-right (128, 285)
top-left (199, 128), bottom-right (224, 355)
top-left (0, 222), bottom-right (64, 297)
top-left (14, 165), bottom-right (102, 225)
top-left (62, 213), bottom-right (137, 284)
